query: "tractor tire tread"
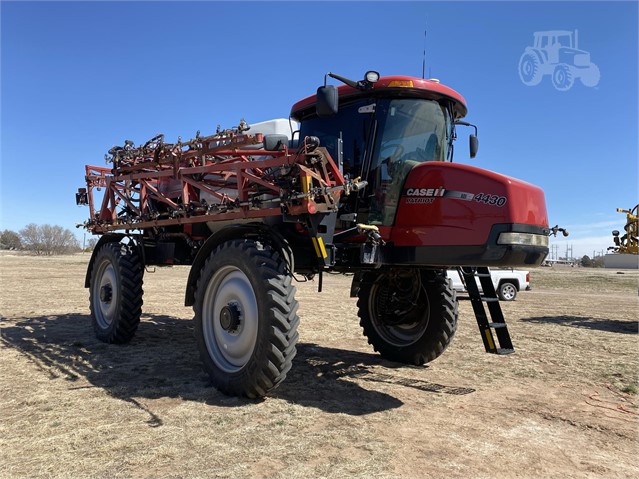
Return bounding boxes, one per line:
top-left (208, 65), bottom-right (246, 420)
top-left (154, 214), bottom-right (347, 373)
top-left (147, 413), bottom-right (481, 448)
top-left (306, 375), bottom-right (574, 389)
top-left (193, 239), bottom-right (298, 398)
top-left (89, 242), bottom-right (143, 344)
top-left (357, 271), bottom-right (457, 365)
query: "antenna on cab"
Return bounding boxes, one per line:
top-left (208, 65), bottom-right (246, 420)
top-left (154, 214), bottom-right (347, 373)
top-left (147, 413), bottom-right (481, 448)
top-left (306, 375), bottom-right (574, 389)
top-left (422, 24), bottom-right (427, 79)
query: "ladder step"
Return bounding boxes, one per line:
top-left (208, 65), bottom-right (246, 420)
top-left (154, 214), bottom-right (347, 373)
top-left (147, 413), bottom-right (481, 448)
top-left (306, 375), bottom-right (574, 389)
top-left (487, 322), bottom-right (508, 329)
top-left (468, 295), bottom-right (499, 303)
top-left (481, 297), bottom-right (499, 303)
top-left (461, 266), bottom-right (515, 354)
top-left (457, 296), bottom-right (499, 302)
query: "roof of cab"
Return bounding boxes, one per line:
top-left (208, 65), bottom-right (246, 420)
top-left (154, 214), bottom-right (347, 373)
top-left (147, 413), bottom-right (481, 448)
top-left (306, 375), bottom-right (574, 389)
top-left (290, 75), bottom-right (468, 121)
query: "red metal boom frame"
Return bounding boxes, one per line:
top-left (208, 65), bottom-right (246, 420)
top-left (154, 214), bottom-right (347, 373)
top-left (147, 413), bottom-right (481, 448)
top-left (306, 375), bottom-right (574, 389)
top-left (82, 132), bottom-right (346, 235)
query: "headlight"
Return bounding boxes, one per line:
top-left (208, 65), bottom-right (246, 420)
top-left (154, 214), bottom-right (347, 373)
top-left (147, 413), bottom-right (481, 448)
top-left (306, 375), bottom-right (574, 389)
top-left (497, 232), bottom-right (549, 247)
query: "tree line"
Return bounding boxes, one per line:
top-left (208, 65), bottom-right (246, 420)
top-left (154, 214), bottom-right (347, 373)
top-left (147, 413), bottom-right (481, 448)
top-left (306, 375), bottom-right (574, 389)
top-left (0, 224), bottom-right (89, 255)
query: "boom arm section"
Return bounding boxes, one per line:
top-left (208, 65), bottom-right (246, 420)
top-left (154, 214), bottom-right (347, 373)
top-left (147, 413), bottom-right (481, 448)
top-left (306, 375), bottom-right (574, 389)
top-left (77, 129), bottom-right (358, 235)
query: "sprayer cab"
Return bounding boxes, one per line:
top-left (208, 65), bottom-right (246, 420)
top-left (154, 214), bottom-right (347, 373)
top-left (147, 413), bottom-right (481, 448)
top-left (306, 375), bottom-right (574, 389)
top-left (291, 72), bottom-right (549, 267)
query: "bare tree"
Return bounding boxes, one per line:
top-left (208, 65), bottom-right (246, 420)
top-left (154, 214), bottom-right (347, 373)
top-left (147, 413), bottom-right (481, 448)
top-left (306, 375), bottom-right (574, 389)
top-left (0, 230), bottom-right (22, 250)
top-left (19, 224), bottom-right (80, 255)
top-left (86, 237), bottom-right (98, 251)
top-left (19, 223), bottom-right (44, 255)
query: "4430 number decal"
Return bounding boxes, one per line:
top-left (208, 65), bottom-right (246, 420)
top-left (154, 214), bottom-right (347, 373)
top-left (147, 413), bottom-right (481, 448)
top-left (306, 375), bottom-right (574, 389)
top-left (473, 193), bottom-right (507, 207)
top-left (402, 187), bottom-right (508, 207)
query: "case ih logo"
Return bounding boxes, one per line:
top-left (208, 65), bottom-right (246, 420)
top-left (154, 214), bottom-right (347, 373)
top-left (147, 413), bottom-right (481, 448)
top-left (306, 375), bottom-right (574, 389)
top-left (404, 187), bottom-right (474, 200)
top-left (403, 187), bottom-right (475, 204)
top-left (403, 188), bottom-right (508, 207)
top-left (405, 187), bottom-right (446, 197)
top-left (518, 30), bottom-right (600, 91)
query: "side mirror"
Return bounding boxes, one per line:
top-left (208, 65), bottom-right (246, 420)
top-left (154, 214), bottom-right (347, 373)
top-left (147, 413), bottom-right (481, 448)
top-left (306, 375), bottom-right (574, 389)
top-left (469, 135), bottom-right (479, 159)
top-left (263, 134), bottom-right (288, 151)
top-left (316, 85), bottom-right (338, 117)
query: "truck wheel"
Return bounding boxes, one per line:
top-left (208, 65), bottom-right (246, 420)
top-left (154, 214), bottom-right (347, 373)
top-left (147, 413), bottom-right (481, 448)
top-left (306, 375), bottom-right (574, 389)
top-left (518, 52), bottom-right (543, 86)
top-left (552, 64), bottom-right (574, 91)
top-left (357, 269), bottom-right (458, 365)
top-left (193, 239), bottom-right (299, 398)
top-left (498, 282), bottom-right (518, 301)
top-left (89, 242), bottom-right (143, 343)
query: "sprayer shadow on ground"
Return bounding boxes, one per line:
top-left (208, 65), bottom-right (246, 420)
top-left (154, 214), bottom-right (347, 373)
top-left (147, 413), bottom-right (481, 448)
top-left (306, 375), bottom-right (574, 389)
top-left (0, 313), bottom-right (475, 416)
top-left (521, 315), bottom-right (638, 334)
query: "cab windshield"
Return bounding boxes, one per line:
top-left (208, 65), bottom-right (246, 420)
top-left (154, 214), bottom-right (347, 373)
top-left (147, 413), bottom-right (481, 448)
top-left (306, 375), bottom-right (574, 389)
top-left (367, 98), bottom-right (452, 225)
top-left (374, 98), bottom-right (451, 166)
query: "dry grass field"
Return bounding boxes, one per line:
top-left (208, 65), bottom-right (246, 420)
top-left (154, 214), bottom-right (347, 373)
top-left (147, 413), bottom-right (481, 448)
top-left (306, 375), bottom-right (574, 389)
top-left (1, 252), bottom-right (637, 478)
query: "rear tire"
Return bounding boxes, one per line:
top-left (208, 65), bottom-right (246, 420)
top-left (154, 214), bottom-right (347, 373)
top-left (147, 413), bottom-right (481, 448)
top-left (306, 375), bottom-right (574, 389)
top-left (357, 269), bottom-right (458, 365)
top-left (193, 239), bottom-right (299, 398)
top-left (518, 52), bottom-right (543, 86)
top-left (89, 242), bottom-right (143, 343)
top-left (498, 282), bottom-right (518, 301)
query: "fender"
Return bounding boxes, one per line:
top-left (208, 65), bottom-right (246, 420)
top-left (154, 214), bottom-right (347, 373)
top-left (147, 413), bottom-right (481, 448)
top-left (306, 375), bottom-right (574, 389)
top-left (525, 46), bottom-right (547, 65)
top-left (184, 224), bottom-right (293, 307)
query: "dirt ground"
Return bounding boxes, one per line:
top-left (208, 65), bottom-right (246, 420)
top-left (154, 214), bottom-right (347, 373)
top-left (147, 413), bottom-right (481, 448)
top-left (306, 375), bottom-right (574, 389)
top-left (1, 252), bottom-right (637, 478)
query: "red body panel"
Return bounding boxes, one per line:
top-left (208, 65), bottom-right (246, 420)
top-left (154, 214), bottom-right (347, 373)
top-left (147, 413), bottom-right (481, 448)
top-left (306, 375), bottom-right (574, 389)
top-left (291, 75), bottom-right (468, 119)
top-left (389, 162), bottom-right (548, 247)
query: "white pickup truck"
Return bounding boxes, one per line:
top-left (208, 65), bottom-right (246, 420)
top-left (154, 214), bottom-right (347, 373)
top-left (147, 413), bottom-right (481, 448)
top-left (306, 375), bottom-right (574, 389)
top-left (447, 268), bottom-right (531, 301)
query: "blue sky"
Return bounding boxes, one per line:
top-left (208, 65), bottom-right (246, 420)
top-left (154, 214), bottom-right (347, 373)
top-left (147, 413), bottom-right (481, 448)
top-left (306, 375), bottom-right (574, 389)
top-left (1, 1), bottom-right (637, 258)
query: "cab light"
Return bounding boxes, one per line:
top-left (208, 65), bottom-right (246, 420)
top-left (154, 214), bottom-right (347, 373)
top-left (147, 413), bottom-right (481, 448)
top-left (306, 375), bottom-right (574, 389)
top-left (365, 71), bottom-right (380, 83)
top-left (388, 80), bottom-right (414, 88)
top-left (497, 232), bottom-right (549, 247)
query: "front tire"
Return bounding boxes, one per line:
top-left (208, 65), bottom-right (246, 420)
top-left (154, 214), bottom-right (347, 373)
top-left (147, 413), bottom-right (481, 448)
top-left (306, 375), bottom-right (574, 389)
top-left (89, 242), bottom-right (143, 343)
top-left (357, 269), bottom-right (458, 365)
top-left (193, 240), bottom-right (299, 398)
top-left (552, 64), bottom-right (574, 91)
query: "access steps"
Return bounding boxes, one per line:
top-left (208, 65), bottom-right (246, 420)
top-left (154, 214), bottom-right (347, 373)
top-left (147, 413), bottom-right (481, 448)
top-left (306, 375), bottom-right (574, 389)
top-left (457, 267), bottom-right (514, 355)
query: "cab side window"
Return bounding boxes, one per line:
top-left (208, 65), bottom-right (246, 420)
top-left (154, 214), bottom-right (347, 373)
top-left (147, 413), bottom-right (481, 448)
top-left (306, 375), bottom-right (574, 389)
top-left (298, 100), bottom-right (373, 177)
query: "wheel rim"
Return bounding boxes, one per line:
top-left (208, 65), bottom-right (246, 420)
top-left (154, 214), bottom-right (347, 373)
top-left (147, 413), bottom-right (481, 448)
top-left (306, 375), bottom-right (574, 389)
top-left (520, 56), bottom-right (536, 82)
top-left (202, 266), bottom-right (258, 373)
top-left (368, 276), bottom-right (430, 347)
top-left (93, 259), bottom-right (119, 329)
top-left (553, 66), bottom-right (572, 90)
top-left (501, 284), bottom-right (516, 300)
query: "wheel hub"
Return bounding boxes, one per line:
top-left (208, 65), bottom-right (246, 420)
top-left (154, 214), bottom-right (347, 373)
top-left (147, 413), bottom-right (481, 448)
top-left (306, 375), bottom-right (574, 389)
top-left (99, 284), bottom-right (113, 303)
top-left (219, 303), bottom-right (241, 332)
top-left (376, 271), bottom-right (423, 325)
